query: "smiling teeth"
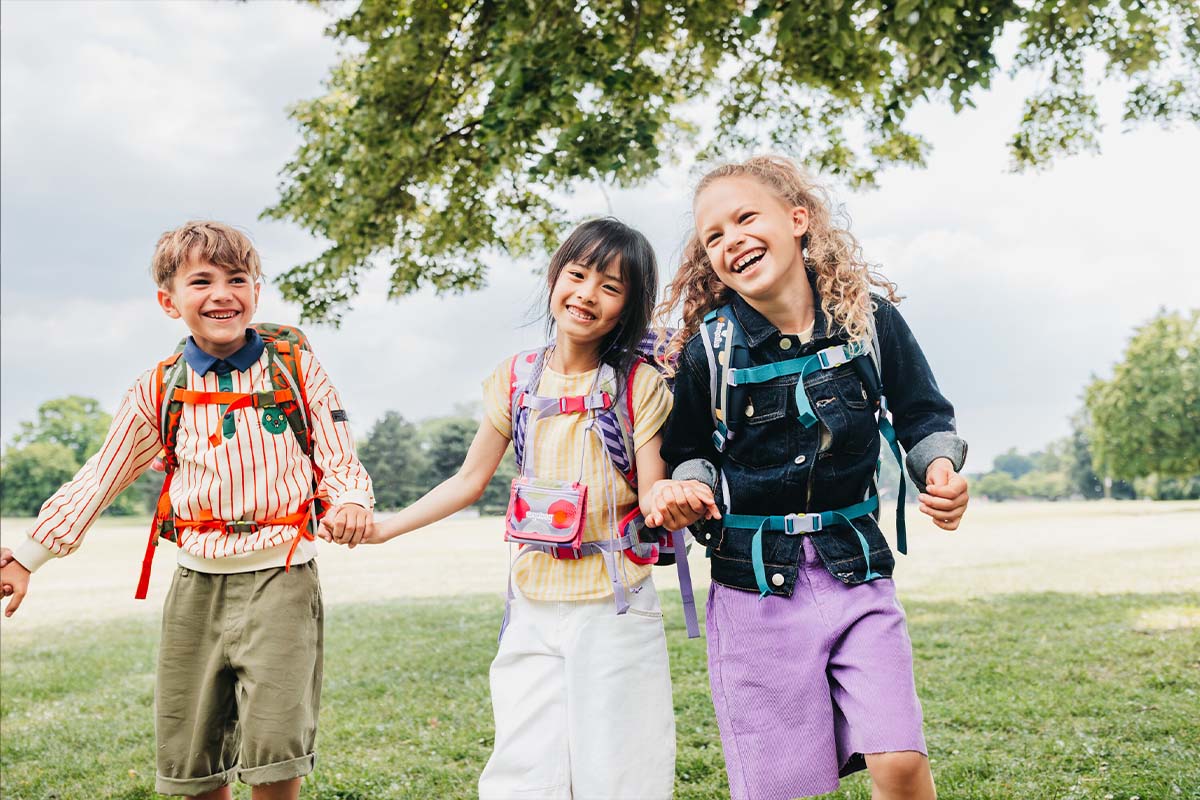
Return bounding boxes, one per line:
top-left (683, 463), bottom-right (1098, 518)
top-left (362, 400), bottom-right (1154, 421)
top-left (568, 306), bottom-right (595, 321)
top-left (206, 311), bottom-right (237, 319)
top-left (734, 249), bottom-right (765, 273)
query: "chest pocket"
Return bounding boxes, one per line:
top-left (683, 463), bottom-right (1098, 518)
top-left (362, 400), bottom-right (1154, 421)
top-left (727, 381), bottom-right (792, 468)
top-left (809, 368), bottom-right (876, 455)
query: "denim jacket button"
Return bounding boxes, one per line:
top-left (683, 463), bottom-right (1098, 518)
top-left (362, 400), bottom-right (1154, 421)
top-left (794, 454), bottom-right (807, 465)
top-left (771, 573), bottom-right (785, 586)
top-left (779, 338), bottom-right (792, 350)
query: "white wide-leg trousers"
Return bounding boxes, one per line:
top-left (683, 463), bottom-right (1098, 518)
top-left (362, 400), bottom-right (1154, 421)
top-left (478, 579), bottom-right (676, 800)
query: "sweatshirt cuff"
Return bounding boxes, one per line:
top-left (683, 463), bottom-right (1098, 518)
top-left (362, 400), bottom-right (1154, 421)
top-left (671, 458), bottom-right (719, 493)
top-left (12, 536), bottom-right (56, 573)
top-left (905, 432), bottom-right (968, 492)
top-left (329, 489), bottom-right (373, 510)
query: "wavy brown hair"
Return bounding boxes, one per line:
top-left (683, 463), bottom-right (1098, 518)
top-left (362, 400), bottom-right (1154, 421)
top-left (654, 155), bottom-right (899, 374)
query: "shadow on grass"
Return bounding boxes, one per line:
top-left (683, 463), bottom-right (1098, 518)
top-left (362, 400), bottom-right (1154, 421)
top-left (2, 592), bottom-right (1197, 799)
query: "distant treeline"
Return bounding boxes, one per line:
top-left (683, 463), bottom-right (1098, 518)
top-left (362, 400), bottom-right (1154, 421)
top-left (2, 310), bottom-right (1196, 515)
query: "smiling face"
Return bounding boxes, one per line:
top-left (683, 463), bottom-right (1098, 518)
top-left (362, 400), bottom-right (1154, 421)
top-left (693, 175), bottom-right (810, 304)
top-left (157, 256), bottom-right (260, 358)
top-left (548, 255), bottom-right (627, 354)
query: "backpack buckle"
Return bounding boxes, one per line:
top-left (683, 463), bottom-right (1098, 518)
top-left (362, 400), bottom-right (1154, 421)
top-left (818, 345), bottom-right (855, 369)
top-left (223, 520), bottom-right (260, 535)
top-left (550, 546), bottom-right (583, 560)
top-left (711, 428), bottom-right (728, 452)
top-left (783, 513), bottom-right (822, 535)
top-left (558, 396), bottom-right (587, 413)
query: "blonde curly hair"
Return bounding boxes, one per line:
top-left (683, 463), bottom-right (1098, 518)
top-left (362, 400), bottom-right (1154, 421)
top-left (654, 155), bottom-right (899, 374)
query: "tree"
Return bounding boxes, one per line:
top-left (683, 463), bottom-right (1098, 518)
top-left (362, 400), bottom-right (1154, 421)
top-left (480, 449), bottom-right (519, 515)
top-left (993, 447), bottom-right (1036, 479)
top-left (266, 0), bottom-right (1200, 322)
top-left (1063, 409), bottom-right (1105, 499)
top-left (975, 470), bottom-right (1017, 501)
top-left (358, 411), bottom-right (429, 509)
top-left (0, 443), bottom-right (80, 516)
top-left (1086, 309), bottom-right (1200, 481)
top-left (420, 416), bottom-right (479, 484)
top-left (14, 396), bottom-right (112, 464)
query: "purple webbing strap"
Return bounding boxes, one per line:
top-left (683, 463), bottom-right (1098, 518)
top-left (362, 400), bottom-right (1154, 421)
top-left (672, 529), bottom-right (700, 639)
top-left (497, 534), bottom-right (636, 642)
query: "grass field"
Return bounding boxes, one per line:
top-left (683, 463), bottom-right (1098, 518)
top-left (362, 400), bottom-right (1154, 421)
top-left (2, 503), bottom-right (1198, 799)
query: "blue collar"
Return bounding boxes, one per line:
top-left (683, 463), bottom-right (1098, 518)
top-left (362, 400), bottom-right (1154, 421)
top-left (183, 329), bottom-right (266, 375)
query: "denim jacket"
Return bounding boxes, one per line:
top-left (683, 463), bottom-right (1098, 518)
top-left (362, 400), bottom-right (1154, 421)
top-left (661, 279), bottom-right (967, 595)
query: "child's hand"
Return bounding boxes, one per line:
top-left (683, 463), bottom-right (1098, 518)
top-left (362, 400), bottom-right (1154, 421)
top-left (318, 503), bottom-right (374, 548)
top-left (920, 458), bottom-right (969, 531)
top-left (1, 547), bottom-right (14, 597)
top-left (1, 555), bottom-right (32, 617)
top-left (645, 479), bottom-right (721, 530)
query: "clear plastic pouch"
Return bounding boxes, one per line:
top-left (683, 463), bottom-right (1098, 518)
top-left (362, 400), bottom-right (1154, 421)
top-left (504, 476), bottom-right (588, 550)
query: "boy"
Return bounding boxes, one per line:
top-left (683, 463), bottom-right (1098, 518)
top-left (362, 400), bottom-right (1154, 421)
top-left (0, 221), bottom-right (374, 799)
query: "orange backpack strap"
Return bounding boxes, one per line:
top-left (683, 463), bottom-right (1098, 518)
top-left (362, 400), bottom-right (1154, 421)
top-left (268, 340), bottom-right (316, 460)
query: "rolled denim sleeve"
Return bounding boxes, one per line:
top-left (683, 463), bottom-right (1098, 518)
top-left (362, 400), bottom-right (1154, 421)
top-left (875, 301), bottom-right (968, 490)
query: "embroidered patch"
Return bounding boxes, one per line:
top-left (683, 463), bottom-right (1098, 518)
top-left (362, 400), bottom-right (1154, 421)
top-left (262, 407), bottom-right (289, 434)
top-left (330, 409), bottom-right (348, 422)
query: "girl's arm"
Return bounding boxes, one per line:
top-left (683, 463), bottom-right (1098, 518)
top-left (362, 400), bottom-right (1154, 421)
top-left (367, 419), bottom-right (510, 543)
top-left (639, 432), bottom-right (721, 531)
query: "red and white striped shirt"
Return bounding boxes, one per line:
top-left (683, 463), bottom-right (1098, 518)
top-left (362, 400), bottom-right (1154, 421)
top-left (13, 348), bottom-right (373, 575)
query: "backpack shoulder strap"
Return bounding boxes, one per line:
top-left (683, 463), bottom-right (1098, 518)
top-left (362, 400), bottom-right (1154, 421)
top-left (266, 340), bottom-right (315, 459)
top-left (700, 305), bottom-right (746, 452)
top-left (509, 347), bottom-right (550, 474)
top-left (594, 360), bottom-right (639, 489)
top-left (155, 353), bottom-right (189, 473)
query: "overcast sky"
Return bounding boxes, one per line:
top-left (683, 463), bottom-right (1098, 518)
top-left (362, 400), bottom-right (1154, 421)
top-left (2, 1), bottom-right (1197, 472)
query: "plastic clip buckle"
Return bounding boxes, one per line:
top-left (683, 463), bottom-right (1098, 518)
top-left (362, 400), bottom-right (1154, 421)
top-left (783, 513), bottom-right (822, 535)
top-left (558, 396), bottom-right (587, 414)
top-left (818, 346), bottom-right (853, 369)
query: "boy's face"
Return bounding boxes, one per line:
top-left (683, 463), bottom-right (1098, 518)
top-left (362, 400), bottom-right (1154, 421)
top-left (157, 257), bottom-right (260, 358)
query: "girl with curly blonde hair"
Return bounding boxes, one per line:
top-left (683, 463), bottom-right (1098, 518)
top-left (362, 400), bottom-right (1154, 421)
top-left (643, 156), bottom-right (970, 799)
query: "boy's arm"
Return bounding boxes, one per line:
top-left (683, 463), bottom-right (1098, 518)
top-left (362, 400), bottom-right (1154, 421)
top-left (298, 352), bottom-right (374, 517)
top-left (4, 375), bottom-right (161, 615)
top-left (370, 418), bottom-right (509, 543)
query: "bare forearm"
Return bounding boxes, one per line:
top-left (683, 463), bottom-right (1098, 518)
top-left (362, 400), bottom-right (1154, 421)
top-left (374, 473), bottom-right (487, 542)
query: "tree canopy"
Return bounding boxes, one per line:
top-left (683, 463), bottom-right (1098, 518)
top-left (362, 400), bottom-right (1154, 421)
top-left (266, 0), bottom-right (1199, 322)
top-left (1086, 308), bottom-right (1200, 481)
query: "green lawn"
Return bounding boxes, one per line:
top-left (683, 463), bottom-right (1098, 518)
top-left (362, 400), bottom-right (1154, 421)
top-left (2, 592), bottom-right (1198, 799)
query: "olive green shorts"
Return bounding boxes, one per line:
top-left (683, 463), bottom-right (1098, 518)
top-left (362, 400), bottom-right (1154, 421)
top-left (155, 560), bottom-right (323, 796)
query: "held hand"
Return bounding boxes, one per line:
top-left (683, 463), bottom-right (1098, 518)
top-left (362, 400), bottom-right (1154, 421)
top-left (645, 479), bottom-right (721, 531)
top-left (319, 503), bottom-right (374, 548)
top-left (919, 458), bottom-right (969, 531)
top-left (1, 557), bottom-right (32, 617)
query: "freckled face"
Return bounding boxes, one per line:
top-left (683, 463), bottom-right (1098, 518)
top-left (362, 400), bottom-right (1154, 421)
top-left (548, 257), bottom-right (627, 350)
top-left (158, 258), bottom-right (259, 358)
top-left (694, 176), bottom-right (809, 302)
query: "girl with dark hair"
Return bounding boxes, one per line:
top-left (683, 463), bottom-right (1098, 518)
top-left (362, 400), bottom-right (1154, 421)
top-left (366, 218), bottom-right (685, 799)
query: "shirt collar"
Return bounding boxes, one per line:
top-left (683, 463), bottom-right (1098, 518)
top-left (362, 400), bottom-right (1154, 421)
top-left (728, 269), bottom-right (830, 347)
top-left (183, 329), bottom-right (265, 375)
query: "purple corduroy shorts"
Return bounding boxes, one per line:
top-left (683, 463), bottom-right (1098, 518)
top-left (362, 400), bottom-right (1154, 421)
top-left (707, 536), bottom-right (927, 799)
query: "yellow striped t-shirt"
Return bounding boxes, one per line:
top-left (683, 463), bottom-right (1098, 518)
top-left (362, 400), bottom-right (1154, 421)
top-left (484, 355), bottom-right (672, 601)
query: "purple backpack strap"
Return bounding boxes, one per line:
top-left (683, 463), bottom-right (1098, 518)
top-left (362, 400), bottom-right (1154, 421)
top-left (509, 347), bottom-right (549, 473)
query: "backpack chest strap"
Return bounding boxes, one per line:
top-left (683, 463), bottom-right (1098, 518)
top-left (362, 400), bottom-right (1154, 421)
top-left (171, 388), bottom-right (294, 407)
top-left (520, 390), bottom-right (612, 417)
top-left (171, 388), bottom-right (296, 447)
top-left (725, 341), bottom-right (867, 428)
